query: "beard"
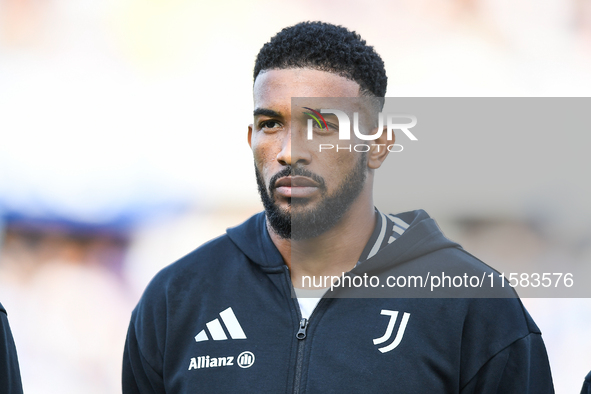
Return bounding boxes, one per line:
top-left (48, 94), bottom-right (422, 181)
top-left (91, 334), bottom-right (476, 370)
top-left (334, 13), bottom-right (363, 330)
top-left (255, 154), bottom-right (368, 240)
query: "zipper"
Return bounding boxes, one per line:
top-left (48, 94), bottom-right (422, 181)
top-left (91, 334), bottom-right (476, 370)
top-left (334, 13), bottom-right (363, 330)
top-left (293, 318), bottom-right (308, 394)
top-left (293, 301), bottom-right (330, 393)
top-left (282, 265), bottom-right (330, 394)
top-left (281, 264), bottom-right (308, 394)
top-left (296, 318), bottom-right (308, 340)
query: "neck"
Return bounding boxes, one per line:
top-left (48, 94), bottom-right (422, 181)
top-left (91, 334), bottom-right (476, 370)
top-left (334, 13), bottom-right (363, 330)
top-left (267, 187), bottom-right (376, 289)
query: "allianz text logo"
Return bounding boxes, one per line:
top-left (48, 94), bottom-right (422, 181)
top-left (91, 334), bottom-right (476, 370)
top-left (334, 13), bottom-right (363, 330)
top-left (188, 351), bottom-right (256, 370)
top-left (304, 108), bottom-right (417, 153)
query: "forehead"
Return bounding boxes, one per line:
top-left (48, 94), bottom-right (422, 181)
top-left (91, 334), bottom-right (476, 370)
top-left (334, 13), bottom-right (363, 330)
top-left (253, 69), bottom-right (361, 110)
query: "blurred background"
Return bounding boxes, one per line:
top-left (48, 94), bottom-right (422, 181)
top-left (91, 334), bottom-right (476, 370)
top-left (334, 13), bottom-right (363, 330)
top-left (0, 0), bottom-right (590, 392)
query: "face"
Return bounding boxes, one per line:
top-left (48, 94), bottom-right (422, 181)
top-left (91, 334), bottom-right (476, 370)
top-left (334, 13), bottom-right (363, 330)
top-left (248, 68), bottom-right (371, 240)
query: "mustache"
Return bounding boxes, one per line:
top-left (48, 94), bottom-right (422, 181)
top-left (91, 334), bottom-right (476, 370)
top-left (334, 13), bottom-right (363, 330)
top-left (268, 166), bottom-right (326, 193)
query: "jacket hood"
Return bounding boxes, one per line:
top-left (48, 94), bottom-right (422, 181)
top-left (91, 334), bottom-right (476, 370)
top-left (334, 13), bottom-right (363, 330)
top-left (226, 209), bottom-right (460, 274)
top-left (351, 209), bottom-right (461, 275)
top-left (226, 212), bottom-right (285, 271)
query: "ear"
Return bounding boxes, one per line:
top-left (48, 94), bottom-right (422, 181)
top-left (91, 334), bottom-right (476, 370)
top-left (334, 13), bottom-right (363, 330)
top-left (367, 125), bottom-right (391, 169)
top-left (248, 124), bottom-right (253, 149)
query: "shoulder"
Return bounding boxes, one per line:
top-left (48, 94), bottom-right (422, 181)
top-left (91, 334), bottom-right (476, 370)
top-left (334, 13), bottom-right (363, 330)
top-left (153, 234), bottom-right (238, 285)
top-left (128, 231), bottom-right (249, 356)
top-left (131, 212), bottom-right (268, 319)
top-left (135, 232), bottom-right (243, 312)
top-left (456, 297), bottom-right (546, 388)
top-left (463, 297), bottom-right (540, 338)
top-left (126, 213), bottom-right (270, 360)
top-left (583, 370), bottom-right (591, 391)
top-left (0, 303), bottom-right (8, 330)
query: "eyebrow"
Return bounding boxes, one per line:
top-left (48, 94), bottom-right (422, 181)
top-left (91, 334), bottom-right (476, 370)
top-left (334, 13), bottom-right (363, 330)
top-left (253, 108), bottom-right (281, 117)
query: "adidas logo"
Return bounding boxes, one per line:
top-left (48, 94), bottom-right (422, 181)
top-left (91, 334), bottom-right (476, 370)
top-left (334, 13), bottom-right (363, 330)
top-left (195, 307), bottom-right (246, 342)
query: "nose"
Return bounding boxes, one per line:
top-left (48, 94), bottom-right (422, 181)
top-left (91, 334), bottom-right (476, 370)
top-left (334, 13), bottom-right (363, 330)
top-left (276, 128), bottom-right (312, 167)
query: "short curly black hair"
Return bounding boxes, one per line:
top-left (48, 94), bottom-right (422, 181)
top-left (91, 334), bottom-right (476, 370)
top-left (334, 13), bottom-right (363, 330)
top-left (254, 21), bottom-right (387, 97)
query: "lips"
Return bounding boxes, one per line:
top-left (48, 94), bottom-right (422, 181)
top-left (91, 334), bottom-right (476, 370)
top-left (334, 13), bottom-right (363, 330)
top-left (275, 176), bottom-right (319, 188)
top-left (274, 176), bottom-right (321, 198)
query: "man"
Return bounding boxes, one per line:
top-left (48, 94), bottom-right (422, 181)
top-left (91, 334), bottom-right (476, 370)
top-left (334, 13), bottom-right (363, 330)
top-left (0, 303), bottom-right (24, 394)
top-left (582, 371), bottom-right (591, 394)
top-left (123, 21), bottom-right (554, 393)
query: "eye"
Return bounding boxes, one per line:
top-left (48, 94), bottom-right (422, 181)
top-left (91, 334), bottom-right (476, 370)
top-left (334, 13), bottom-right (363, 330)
top-left (311, 121), bottom-right (338, 136)
top-left (259, 120), bottom-right (282, 132)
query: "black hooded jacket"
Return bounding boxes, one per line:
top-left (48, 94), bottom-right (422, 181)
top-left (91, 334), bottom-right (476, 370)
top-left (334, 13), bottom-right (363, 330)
top-left (582, 371), bottom-right (591, 394)
top-left (0, 303), bottom-right (24, 394)
top-left (123, 210), bottom-right (554, 393)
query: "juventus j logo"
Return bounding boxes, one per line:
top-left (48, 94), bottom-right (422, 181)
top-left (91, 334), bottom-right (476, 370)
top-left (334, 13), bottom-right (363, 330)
top-left (372, 310), bottom-right (410, 353)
